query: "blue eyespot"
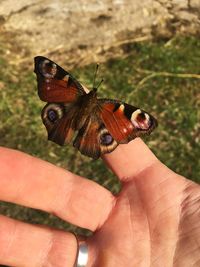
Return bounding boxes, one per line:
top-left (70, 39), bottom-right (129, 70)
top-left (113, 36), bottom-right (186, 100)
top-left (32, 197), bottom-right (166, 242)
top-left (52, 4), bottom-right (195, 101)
top-left (47, 109), bottom-right (57, 122)
top-left (100, 133), bottom-right (113, 145)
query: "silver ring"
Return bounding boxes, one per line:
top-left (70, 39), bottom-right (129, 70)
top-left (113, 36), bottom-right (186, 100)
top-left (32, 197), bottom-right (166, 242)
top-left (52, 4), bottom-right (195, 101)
top-left (74, 235), bottom-right (89, 267)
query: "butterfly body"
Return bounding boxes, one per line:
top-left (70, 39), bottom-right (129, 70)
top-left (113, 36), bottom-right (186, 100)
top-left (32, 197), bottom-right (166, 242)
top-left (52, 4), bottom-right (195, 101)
top-left (34, 56), bottom-right (157, 159)
top-left (72, 89), bottom-right (99, 129)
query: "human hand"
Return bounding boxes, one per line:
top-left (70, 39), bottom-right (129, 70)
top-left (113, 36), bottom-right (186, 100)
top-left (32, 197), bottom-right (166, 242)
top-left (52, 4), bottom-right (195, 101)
top-left (0, 138), bottom-right (199, 266)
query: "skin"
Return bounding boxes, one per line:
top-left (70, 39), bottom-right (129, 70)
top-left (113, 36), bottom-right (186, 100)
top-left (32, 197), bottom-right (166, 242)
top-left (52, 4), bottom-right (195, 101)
top-left (0, 138), bottom-right (200, 267)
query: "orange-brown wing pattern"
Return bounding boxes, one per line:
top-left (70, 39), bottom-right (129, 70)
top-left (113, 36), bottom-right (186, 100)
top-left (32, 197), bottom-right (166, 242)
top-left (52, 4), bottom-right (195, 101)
top-left (73, 117), bottom-right (118, 159)
top-left (99, 100), bottom-right (157, 144)
top-left (34, 56), bottom-right (86, 103)
top-left (41, 103), bottom-right (75, 145)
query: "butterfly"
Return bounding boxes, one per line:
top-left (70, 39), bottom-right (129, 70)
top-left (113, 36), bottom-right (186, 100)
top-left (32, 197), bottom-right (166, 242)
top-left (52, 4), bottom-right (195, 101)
top-left (34, 56), bottom-right (157, 159)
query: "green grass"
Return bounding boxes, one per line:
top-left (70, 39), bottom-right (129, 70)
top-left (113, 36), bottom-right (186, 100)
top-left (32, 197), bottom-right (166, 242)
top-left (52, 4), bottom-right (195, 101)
top-left (0, 36), bottom-right (199, 231)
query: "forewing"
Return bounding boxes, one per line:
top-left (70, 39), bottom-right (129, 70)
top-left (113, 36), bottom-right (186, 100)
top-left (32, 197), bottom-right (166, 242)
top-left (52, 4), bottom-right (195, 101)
top-left (34, 56), bottom-right (86, 103)
top-left (99, 99), bottom-right (157, 143)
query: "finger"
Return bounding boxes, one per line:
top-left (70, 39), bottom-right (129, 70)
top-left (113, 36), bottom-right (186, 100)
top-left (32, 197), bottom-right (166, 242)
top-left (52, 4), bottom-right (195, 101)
top-left (103, 138), bottom-right (158, 181)
top-left (0, 215), bottom-right (77, 267)
top-left (0, 147), bottom-right (115, 231)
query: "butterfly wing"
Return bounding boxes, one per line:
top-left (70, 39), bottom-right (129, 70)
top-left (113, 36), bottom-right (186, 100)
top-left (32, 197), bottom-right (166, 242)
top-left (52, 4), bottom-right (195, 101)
top-left (73, 115), bottom-right (118, 159)
top-left (34, 56), bottom-right (86, 103)
top-left (41, 103), bottom-right (77, 145)
top-left (99, 99), bottom-right (157, 144)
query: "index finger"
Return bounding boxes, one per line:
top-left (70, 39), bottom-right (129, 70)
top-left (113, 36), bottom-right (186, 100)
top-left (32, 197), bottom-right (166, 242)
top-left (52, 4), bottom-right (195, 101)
top-left (103, 138), bottom-right (158, 181)
top-left (0, 147), bottom-right (115, 231)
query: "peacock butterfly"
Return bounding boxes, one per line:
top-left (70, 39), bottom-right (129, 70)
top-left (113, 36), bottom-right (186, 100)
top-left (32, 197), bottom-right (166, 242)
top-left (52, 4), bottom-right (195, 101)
top-left (34, 56), bottom-right (157, 159)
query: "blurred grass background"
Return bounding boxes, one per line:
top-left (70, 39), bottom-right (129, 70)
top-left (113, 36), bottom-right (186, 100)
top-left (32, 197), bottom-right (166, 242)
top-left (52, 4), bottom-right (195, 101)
top-left (0, 36), bottom-right (199, 233)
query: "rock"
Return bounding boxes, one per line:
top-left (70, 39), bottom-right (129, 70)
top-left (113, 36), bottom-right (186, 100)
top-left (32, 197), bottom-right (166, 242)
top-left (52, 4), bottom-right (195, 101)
top-left (0, 0), bottom-right (199, 67)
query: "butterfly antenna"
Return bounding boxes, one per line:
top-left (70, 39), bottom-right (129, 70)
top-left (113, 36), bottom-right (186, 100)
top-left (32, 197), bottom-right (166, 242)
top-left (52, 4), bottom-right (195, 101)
top-left (96, 78), bottom-right (104, 90)
top-left (93, 63), bottom-right (99, 90)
